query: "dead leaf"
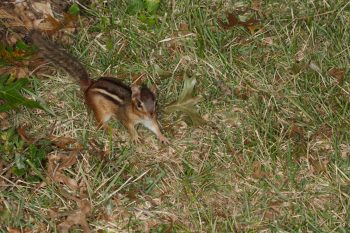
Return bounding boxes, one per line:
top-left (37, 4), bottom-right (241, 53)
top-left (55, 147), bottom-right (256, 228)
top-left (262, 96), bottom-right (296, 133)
top-left (251, 0), bottom-right (262, 12)
top-left (218, 12), bottom-right (240, 29)
top-left (17, 125), bottom-right (33, 144)
top-left (58, 198), bottom-right (91, 233)
top-left (47, 152), bottom-right (78, 189)
top-left (164, 77), bottom-right (205, 126)
top-left (263, 209), bottom-right (277, 220)
top-left (49, 135), bottom-right (83, 150)
top-left (328, 67), bottom-right (345, 84)
top-left (88, 139), bottom-right (110, 160)
top-left (7, 228), bottom-right (21, 233)
top-left (218, 12), bottom-right (260, 33)
top-left (262, 37), bottom-right (273, 46)
top-left (31, 2), bottom-right (54, 17)
top-left (252, 161), bottom-right (268, 179)
top-left (288, 123), bottom-right (305, 140)
top-left (179, 22), bottom-right (189, 32)
top-left (44, 13), bottom-right (77, 35)
top-left (309, 157), bottom-right (329, 174)
top-left (245, 18), bottom-right (262, 34)
top-left (0, 112), bottom-right (10, 130)
top-left (233, 86), bottom-right (251, 100)
top-left (13, 2), bottom-right (36, 29)
top-left (58, 199), bottom-right (91, 233)
top-left (9, 66), bottom-right (30, 79)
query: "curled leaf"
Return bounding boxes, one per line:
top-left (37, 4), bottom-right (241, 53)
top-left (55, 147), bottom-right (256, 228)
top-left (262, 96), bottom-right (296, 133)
top-left (164, 77), bottom-right (205, 126)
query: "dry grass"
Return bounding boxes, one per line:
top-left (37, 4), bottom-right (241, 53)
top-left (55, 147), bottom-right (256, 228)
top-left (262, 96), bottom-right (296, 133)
top-left (1, 0), bottom-right (350, 232)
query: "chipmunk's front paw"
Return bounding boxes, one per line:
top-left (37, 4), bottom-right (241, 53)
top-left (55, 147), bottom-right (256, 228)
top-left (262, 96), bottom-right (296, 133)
top-left (131, 134), bottom-right (141, 144)
top-left (158, 135), bottom-right (169, 144)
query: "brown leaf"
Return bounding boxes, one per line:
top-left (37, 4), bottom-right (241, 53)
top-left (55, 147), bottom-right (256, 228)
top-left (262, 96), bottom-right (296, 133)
top-left (13, 2), bottom-right (36, 29)
top-left (262, 37), bottom-right (273, 46)
top-left (263, 209), bottom-right (277, 220)
top-left (328, 68), bottom-right (345, 84)
top-left (288, 123), bottom-right (305, 140)
top-left (233, 87), bottom-right (249, 100)
top-left (31, 2), bottom-right (54, 17)
top-left (179, 22), bottom-right (189, 32)
top-left (251, 0), bottom-right (262, 12)
top-left (58, 199), bottom-right (91, 233)
top-left (218, 13), bottom-right (240, 29)
top-left (218, 12), bottom-right (260, 33)
top-left (44, 13), bottom-right (77, 35)
top-left (0, 112), bottom-right (10, 131)
top-left (8, 228), bottom-right (21, 233)
top-left (309, 157), bottom-right (329, 174)
top-left (49, 135), bottom-right (82, 150)
top-left (88, 139), bottom-right (109, 160)
top-left (17, 125), bottom-right (33, 144)
top-left (252, 161), bottom-right (267, 179)
top-left (47, 152), bottom-right (78, 190)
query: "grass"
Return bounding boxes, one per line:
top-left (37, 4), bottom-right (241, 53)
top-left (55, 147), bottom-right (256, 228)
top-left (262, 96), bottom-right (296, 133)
top-left (1, 0), bottom-right (350, 232)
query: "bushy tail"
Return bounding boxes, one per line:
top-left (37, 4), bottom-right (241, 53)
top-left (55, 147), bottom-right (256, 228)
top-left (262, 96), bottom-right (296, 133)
top-left (29, 31), bottom-right (92, 91)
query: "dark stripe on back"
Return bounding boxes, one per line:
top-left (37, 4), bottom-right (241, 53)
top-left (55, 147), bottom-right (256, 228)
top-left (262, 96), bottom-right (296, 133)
top-left (91, 77), bottom-right (132, 100)
top-left (99, 77), bottom-right (131, 90)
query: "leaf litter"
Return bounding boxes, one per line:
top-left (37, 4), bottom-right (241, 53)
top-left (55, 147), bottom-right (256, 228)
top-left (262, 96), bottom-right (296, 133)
top-left (218, 9), bottom-right (261, 34)
top-left (46, 151), bottom-right (92, 232)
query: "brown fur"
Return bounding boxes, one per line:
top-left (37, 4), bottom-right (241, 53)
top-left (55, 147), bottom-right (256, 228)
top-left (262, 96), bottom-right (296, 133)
top-left (29, 31), bottom-right (168, 143)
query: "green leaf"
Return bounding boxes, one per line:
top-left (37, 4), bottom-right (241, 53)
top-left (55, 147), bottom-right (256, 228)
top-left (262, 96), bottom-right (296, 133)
top-left (127, 0), bottom-right (145, 15)
top-left (145, 0), bottom-right (160, 14)
top-left (12, 167), bottom-right (27, 176)
top-left (15, 40), bottom-right (29, 51)
top-left (0, 75), bottom-right (43, 112)
top-left (164, 77), bottom-right (206, 126)
top-left (68, 3), bottom-right (80, 16)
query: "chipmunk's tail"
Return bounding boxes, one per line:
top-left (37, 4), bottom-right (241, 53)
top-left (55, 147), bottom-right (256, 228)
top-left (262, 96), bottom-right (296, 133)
top-left (29, 30), bottom-right (92, 92)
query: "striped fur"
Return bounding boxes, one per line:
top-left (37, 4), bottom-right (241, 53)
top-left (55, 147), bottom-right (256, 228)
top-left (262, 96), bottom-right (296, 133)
top-left (29, 30), bottom-right (91, 91)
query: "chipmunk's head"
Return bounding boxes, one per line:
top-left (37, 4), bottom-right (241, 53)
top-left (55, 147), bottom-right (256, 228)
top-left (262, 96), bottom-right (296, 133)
top-left (131, 85), bottom-right (156, 119)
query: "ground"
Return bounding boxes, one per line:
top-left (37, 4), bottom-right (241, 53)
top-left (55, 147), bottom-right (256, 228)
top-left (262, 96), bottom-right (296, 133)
top-left (0, 0), bottom-right (350, 232)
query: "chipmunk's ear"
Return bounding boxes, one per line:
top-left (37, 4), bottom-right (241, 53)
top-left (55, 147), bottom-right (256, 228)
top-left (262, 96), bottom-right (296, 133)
top-left (131, 85), bottom-right (144, 110)
top-left (149, 84), bottom-right (157, 97)
top-left (131, 85), bottom-right (143, 110)
top-left (131, 85), bottom-right (141, 100)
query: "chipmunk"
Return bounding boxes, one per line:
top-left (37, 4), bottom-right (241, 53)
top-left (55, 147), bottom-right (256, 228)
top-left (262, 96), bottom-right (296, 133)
top-left (29, 31), bottom-right (168, 144)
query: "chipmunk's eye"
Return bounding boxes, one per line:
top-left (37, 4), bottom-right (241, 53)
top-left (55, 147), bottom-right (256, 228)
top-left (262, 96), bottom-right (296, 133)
top-left (136, 100), bottom-right (143, 109)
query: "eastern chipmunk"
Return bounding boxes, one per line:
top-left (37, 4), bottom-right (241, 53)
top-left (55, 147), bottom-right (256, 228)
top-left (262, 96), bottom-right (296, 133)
top-left (29, 31), bottom-right (168, 144)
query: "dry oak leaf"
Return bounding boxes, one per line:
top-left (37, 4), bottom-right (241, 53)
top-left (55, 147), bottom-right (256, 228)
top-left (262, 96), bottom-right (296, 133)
top-left (49, 135), bottom-right (83, 150)
top-left (218, 12), bottom-right (260, 34)
top-left (328, 67), bottom-right (345, 84)
top-left (47, 152), bottom-right (78, 190)
top-left (58, 198), bottom-right (92, 233)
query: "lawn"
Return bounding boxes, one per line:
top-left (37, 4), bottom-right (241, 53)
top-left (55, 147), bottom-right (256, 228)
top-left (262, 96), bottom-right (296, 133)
top-left (0, 0), bottom-right (349, 232)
